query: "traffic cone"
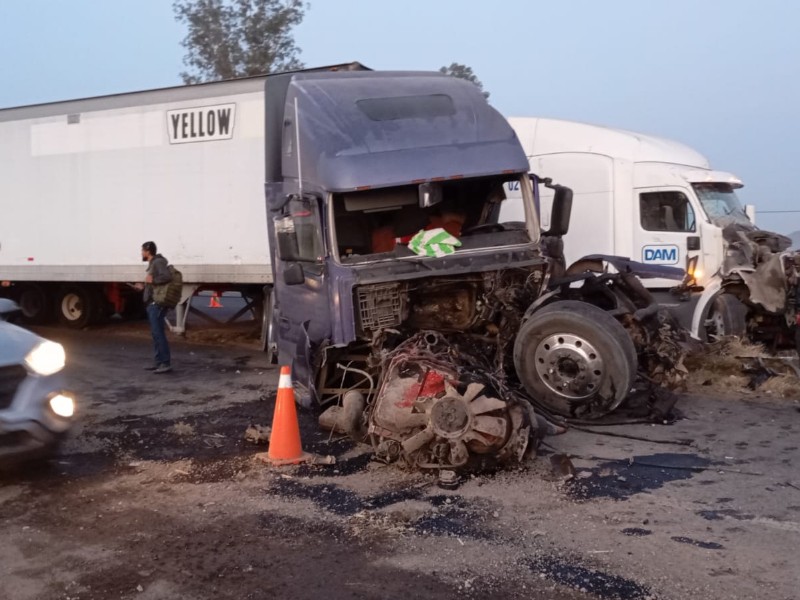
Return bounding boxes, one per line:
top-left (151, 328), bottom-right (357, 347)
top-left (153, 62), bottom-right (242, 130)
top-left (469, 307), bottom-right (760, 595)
top-left (265, 366), bottom-right (312, 465)
top-left (209, 292), bottom-right (222, 308)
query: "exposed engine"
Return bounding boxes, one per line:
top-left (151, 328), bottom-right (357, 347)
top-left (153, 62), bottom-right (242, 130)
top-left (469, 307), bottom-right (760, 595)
top-left (367, 332), bottom-right (532, 469)
top-left (318, 262), bottom-right (691, 474)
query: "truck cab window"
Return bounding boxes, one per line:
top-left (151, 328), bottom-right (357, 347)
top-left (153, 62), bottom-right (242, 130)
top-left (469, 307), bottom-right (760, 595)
top-left (274, 196), bottom-right (324, 262)
top-left (639, 191), bottom-right (695, 232)
top-left (331, 176), bottom-right (531, 263)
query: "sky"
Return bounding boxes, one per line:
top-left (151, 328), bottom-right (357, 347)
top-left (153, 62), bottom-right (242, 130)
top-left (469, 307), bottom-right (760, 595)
top-left (1, 0), bottom-right (798, 234)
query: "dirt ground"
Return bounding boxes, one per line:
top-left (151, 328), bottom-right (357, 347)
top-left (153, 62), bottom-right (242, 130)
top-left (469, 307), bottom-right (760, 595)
top-left (1, 322), bottom-right (799, 600)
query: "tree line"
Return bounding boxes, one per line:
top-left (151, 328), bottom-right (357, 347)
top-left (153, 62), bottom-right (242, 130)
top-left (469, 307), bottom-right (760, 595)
top-left (174, 0), bottom-right (488, 96)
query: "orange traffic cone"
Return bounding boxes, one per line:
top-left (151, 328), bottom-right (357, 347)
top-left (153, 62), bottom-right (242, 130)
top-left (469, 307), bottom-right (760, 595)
top-left (265, 366), bottom-right (312, 465)
top-left (209, 292), bottom-right (222, 308)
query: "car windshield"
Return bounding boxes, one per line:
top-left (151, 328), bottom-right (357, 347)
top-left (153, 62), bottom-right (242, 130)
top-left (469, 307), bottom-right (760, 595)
top-left (692, 183), bottom-right (748, 222)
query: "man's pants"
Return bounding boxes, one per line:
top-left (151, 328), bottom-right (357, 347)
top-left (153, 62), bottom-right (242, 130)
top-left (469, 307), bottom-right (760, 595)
top-left (146, 303), bottom-right (171, 366)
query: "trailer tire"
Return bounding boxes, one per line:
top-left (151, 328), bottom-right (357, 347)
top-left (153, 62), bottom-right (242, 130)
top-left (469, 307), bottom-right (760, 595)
top-left (16, 284), bottom-right (52, 325)
top-left (260, 287), bottom-right (277, 364)
top-left (56, 285), bottom-right (95, 329)
top-left (514, 300), bottom-right (637, 419)
top-left (706, 293), bottom-right (747, 340)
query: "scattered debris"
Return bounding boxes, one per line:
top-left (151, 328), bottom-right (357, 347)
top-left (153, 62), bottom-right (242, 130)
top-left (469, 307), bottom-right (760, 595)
top-left (549, 454), bottom-right (576, 480)
top-left (244, 424), bottom-right (271, 445)
top-left (743, 358), bottom-right (779, 390)
top-left (170, 422), bottom-right (195, 437)
top-left (685, 337), bottom-right (799, 398)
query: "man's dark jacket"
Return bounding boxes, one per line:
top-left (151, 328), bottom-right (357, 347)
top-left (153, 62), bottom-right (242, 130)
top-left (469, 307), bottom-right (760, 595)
top-left (143, 254), bottom-right (171, 304)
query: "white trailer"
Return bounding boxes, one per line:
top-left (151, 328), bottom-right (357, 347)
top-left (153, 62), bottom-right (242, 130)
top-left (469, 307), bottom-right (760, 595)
top-left (0, 78), bottom-right (272, 333)
top-left (503, 117), bottom-right (754, 290)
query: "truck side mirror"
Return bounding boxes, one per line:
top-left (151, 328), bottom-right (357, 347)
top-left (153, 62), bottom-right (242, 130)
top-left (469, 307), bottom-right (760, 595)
top-left (283, 262), bottom-right (305, 286)
top-left (744, 204), bottom-right (756, 224)
top-left (544, 185), bottom-right (573, 237)
top-left (418, 182), bottom-right (443, 208)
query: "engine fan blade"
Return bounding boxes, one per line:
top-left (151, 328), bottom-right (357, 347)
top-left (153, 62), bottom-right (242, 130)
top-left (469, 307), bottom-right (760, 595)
top-left (468, 395), bottom-right (507, 415)
top-left (448, 439), bottom-right (469, 467)
top-left (471, 415), bottom-right (508, 438)
top-left (461, 382), bottom-right (485, 403)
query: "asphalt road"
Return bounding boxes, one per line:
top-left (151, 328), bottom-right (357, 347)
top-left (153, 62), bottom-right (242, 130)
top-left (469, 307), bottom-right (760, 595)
top-left (1, 324), bottom-right (799, 600)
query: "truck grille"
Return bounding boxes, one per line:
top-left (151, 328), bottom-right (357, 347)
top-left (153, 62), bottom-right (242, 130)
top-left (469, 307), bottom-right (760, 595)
top-left (357, 283), bottom-right (406, 332)
top-left (0, 365), bottom-right (26, 410)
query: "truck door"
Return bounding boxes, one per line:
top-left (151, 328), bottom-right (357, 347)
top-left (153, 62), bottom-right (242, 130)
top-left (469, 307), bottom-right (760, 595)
top-left (633, 187), bottom-right (701, 288)
top-left (271, 195), bottom-right (331, 397)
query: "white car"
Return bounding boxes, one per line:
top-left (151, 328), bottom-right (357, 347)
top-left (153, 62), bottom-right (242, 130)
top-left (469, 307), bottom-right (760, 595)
top-left (0, 298), bottom-right (75, 465)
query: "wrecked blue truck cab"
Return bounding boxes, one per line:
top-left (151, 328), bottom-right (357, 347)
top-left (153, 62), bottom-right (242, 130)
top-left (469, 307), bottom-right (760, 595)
top-left (265, 71), bottom-right (543, 382)
top-left (263, 69), bottom-right (681, 471)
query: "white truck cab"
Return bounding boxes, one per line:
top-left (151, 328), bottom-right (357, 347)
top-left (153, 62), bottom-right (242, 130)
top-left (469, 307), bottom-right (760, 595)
top-left (503, 117), bottom-right (754, 290)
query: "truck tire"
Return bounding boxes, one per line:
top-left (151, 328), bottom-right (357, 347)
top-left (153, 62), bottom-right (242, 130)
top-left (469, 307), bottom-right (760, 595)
top-left (56, 285), bottom-right (95, 329)
top-left (260, 287), bottom-right (277, 364)
top-left (16, 284), bottom-right (52, 324)
top-left (706, 293), bottom-right (747, 340)
top-left (513, 300), bottom-right (637, 419)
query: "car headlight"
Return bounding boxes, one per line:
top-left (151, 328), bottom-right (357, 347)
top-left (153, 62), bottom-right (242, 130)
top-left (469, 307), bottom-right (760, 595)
top-left (25, 341), bottom-right (66, 376)
top-left (49, 394), bottom-right (75, 418)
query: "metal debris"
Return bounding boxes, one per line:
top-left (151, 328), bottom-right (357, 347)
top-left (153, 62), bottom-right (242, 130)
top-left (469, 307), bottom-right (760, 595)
top-left (549, 454), bottom-right (576, 480)
top-left (244, 424), bottom-right (271, 445)
top-left (437, 469), bottom-right (461, 490)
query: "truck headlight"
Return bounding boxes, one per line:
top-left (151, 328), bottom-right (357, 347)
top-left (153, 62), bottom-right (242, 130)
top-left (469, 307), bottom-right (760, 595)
top-left (25, 341), bottom-right (66, 376)
top-left (49, 393), bottom-right (75, 418)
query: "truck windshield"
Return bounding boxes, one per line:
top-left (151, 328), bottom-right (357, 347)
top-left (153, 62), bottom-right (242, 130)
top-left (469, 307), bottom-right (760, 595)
top-left (693, 183), bottom-right (748, 222)
top-left (331, 175), bottom-right (534, 264)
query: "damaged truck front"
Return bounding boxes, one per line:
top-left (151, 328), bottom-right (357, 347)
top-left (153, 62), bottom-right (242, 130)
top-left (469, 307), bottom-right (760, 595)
top-left (263, 70), bottom-right (676, 472)
top-left (691, 220), bottom-right (800, 352)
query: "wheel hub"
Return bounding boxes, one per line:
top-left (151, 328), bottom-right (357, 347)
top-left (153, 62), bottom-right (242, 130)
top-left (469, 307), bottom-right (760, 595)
top-left (534, 333), bottom-right (604, 400)
top-left (62, 294), bottom-right (84, 321)
top-left (430, 396), bottom-right (471, 438)
top-left (711, 311), bottom-right (726, 336)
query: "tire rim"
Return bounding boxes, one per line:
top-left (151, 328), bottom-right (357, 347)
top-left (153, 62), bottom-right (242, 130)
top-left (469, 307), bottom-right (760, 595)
top-left (61, 293), bottom-right (84, 322)
top-left (710, 310), bottom-right (726, 336)
top-left (534, 333), bottom-right (604, 400)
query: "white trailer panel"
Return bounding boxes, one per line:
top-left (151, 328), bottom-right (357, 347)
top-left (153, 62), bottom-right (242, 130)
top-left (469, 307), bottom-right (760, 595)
top-left (0, 78), bottom-right (271, 284)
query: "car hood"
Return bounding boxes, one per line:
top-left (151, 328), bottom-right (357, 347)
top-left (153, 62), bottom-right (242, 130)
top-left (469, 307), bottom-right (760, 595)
top-left (0, 321), bottom-right (43, 365)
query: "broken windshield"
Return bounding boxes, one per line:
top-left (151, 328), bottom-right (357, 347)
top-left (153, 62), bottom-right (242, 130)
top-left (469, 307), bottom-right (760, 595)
top-left (331, 174), bottom-right (536, 264)
top-left (693, 183), bottom-right (749, 224)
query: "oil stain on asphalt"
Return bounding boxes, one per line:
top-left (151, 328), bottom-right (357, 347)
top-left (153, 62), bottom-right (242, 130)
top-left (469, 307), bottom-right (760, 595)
top-left (568, 453), bottom-right (712, 501)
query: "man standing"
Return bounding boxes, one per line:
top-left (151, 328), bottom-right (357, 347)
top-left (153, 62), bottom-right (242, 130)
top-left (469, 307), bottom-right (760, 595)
top-left (141, 241), bottom-right (173, 373)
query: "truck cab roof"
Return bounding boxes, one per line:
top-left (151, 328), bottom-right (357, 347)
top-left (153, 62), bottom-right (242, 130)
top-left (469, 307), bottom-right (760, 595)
top-left (275, 71), bottom-right (528, 193)
top-left (508, 117), bottom-right (711, 169)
